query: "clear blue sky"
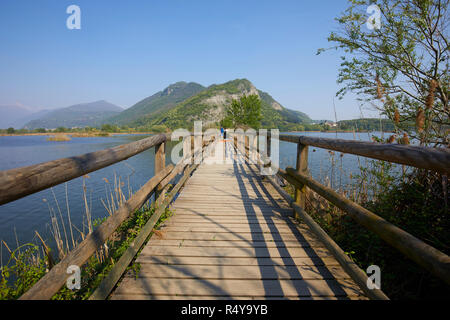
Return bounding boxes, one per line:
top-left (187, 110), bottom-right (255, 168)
top-left (0, 0), bottom-right (379, 120)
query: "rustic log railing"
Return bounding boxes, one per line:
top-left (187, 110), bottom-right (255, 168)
top-left (0, 133), bottom-right (211, 300)
top-left (230, 131), bottom-right (450, 299)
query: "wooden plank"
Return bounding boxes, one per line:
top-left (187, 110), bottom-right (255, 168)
top-left (140, 245), bottom-right (333, 258)
top-left (172, 205), bottom-right (289, 212)
top-left (169, 208), bottom-right (292, 216)
top-left (110, 294), bottom-right (366, 300)
top-left (148, 231), bottom-right (319, 242)
top-left (168, 215), bottom-right (291, 221)
top-left (147, 239), bottom-right (323, 248)
top-left (0, 134), bottom-right (167, 205)
top-left (123, 263), bottom-right (350, 280)
top-left (166, 218), bottom-right (293, 225)
top-left (135, 255), bottom-right (341, 267)
top-left (161, 220), bottom-right (298, 228)
top-left (157, 225), bottom-right (303, 234)
top-left (113, 278), bottom-right (365, 298)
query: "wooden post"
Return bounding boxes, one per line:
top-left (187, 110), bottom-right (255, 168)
top-left (294, 142), bottom-right (308, 219)
top-left (154, 142), bottom-right (166, 201)
top-left (183, 135), bottom-right (192, 165)
top-left (194, 132), bottom-right (203, 164)
top-left (245, 135), bottom-right (249, 159)
top-left (265, 132), bottom-right (271, 168)
top-left (246, 134), bottom-right (256, 163)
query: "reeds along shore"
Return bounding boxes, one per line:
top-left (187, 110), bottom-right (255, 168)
top-left (46, 134), bottom-right (72, 141)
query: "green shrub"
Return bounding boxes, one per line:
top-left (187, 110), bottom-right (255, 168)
top-left (309, 163), bottom-right (450, 299)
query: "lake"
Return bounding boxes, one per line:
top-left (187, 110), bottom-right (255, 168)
top-left (0, 131), bottom-right (385, 263)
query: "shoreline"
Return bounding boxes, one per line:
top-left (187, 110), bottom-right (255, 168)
top-left (0, 129), bottom-right (394, 137)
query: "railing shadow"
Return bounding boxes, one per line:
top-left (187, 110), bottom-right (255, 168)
top-left (240, 159), bottom-right (349, 298)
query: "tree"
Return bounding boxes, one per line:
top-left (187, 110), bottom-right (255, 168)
top-left (319, 0), bottom-right (449, 146)
top-left (6, 127), bottom-right (15, 134)
top-left (101, 124), bottom-right (119, 132)
top-left (223, 94), bottom-right (262, 129)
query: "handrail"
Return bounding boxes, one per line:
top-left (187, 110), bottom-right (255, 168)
top-left (0, 134), bottom-right (167, 205)
top-left (230, 137), bottom-right (389, 299)
top-left (282, 167), bottom-right (450, 286)
top-left (263, 174), bottom-right (389, 300)
top-left (19, 164), bottom-right (174, 300)
top-left (232, 131), bottom-right (449, 295)
top-left (16, 133), bottom-right (213, 299)
top-left (279, 134), bottom-right (450, 175)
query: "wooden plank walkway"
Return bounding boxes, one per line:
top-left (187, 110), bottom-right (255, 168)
top-left (111, 140), bottom-right (367, 300)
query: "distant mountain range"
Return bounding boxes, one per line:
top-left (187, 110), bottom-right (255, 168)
top-left (24, 100), bottom-right (123, 129)
top-left (109, 79), bottom-right (311, 131)
top-left (0, 105), bottom-right (50, 129)
top-left (2, 79), bottom-right (312, 130)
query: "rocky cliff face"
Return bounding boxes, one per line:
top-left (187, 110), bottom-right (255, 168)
top-left (115, 79), bottom-right (311, 130)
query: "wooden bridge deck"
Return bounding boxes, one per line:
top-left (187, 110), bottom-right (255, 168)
top-left (111, 140), bottom-right (367, 300)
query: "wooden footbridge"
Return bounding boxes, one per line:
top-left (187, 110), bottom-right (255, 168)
top-left (0, 131), bottom-right (449, 300)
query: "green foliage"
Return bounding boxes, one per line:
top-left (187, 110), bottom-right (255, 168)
top-left (319, 0), bottom-right (449, 146)
top-left (224, 94), bottom-right (262, 129)
top-left (0, 203), bottom-right (175, 300)
top-left (0, 244), bottom-right (48, 299)
top-left (306, 159), bottom-right (450, 299)
top-left (337, 118), bottom-right (404, 132)
top-left (55, 127), bottom-right (68, 133)
top-left (6, 127), bottom-right (14, 134)
top-left (100, 124), bottom-right (119, 132)
top-left (149, 124), bottom-right (168, 133)
top-left (109, 82), bottom-right (206, 126)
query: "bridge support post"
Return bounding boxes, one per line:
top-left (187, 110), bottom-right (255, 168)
top-left (294, 142), bottom-right (308, 219)
top-left (183, 135), bottom-right (192, 165)
top-left (263, 132), bottom-right (272, 173)
top-left (155, 141), bottom-right (166, 202)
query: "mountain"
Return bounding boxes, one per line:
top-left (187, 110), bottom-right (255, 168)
top-left (24, 100), bottom-right (123, 129)
top-left (0, 105), bottom-right (33, 128)
top-left (128, 79), bottom-right (311, 130)
top-left (12, 109), bottom-right (53, 129)
top-left (107, 82), bottom-right (206, 125)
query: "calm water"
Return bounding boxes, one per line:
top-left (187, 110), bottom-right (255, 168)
top-left (0, 131), bottom-right (383, 263)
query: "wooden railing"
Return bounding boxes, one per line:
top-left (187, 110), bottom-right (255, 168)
top-left (0, 133), bottom-right (211, 300)
top-left (231, 131), bottom-right (450, 300)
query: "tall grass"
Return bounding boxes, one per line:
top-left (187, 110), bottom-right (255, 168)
top-left (0, 170), bottom-right (173, 300)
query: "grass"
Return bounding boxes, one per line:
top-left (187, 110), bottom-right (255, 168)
top-left (69, 132), bottom-right (111, 137)
top-left (46, 134), bottom-right (72, 142)
top-left (0, 173), bottom-right (175, 300)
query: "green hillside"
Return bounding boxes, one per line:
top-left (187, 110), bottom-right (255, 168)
top-left (107, 82), bottom-right (205, 125)
top-left (127, 79), bottom-right (311, 131)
